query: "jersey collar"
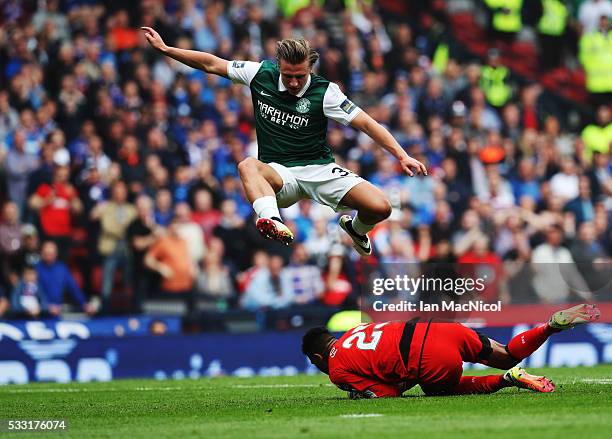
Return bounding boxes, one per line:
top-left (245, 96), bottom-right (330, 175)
top-left (278, 74), bottom-right (311, 97)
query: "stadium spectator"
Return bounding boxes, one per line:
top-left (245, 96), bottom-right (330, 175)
top-left (127, 194), bottom-right (162, 313)
top-left (10, 266), bottom-right (48, 319)
top-left (0, 91), bottom-right (19, 141)
top-left (570, 221), bottom-right (610, 292)
top-left (82, 135), bottom-right (112, 181)
top-left (0, 286), bottom-right (8, 318)
top-left (154, 188), bottom-right (174, 227)
top-left (417, 77), bottom-right (449, 125)
top-left (536, 0), bottom-right (570, 71)
top-left (484, 0), bottom-right (525, 43)
top-left (28, 162), bottom-right (82, 261)
top-left (457, 235), bottom-right (506, 303)
top-left (0, 202), bottom-right (22, 281)
top-left (91, 181), bottom-right (137, 313)
top-left (581, 105), bottom-right (611, 162)
top-left (304, 218), bottom-right (334, 262)
top-left (195, 237), bottom-right (235, 308)
top-left (280, 244), bottom-right (324, 305)
top-left (579, 14), bottom-right (612, 105)
top-left (11, 224), bottom-right (41, 279)
top-left (550, 157), bottom-right (580, 202)
top-left (174, 202), bottom-right (206, 267)
top-left (429, 201), bottom-right (455, 244)
top-left (35, 241), bottom-right (94, 316)
top-left (145, 217), bottom-right (196, 300)
top-left (511, 158), bottom-right (542, 203)
top-left (117, 135), bottom-right (145, 188)
top-left (564, 176), bottom-right (596, 225)
top-left (213, 199), bottom-right (251, 271)
top-left (25, 142), bottom-right (55, 202)
top-left (531, 225), bottom-right (592, 303)
top-left (320, 240), bottom-right (355, 307)
top-left (440, 157), bottom-right (472, 217)
top-left (452, 209), bottom-right (488, 257)
top-left (480, 50), bottom-right (512, 109)
top-left (578, 0), bottom-right (612, 32)
top-left (482, 167), bottom-right (515, 209)
top-left (237, 250), bottom-right (269, 293)
top-left (5, 129), bottom-right (39, 213)
top-left (587, 152), bottom-right (612, 202)
top-left (190, 188), bottom-right (222, 242)
top-left (241, 255), bottom-right (293, 310)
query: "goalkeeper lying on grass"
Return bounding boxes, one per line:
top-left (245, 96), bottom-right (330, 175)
top-left (302, 304), bottom-right (601, 398)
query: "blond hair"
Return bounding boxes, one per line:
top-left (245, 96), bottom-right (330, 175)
top-left (275, 38), bottom-right (319, 66)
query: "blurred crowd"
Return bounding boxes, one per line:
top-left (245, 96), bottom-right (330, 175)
top-left (0, 0), bottom-right (610, 320)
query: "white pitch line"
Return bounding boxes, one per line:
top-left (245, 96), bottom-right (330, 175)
top-left (340, 414), bottom-right (384, 418)
top-left (1, 386), bottom-right (185, 394)
top-left (579, 379), bottom-right (612, 384)
top-left (2, 388), bottom-right (87, 393)
top-left (1, 383), bottom-right (333, 393)
top-left (231, 384), bottom-right (333, 389)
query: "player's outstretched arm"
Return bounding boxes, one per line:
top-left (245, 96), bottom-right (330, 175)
top-left (350, 111), bottom-right (427, 177)
top-left (141, 27), bottom-right (229, 77)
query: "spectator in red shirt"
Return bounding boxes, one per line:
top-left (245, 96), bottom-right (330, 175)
top-left (191, 188), bottom-right (222, 242)
top-left (28, 164), bottom-right (82, 261)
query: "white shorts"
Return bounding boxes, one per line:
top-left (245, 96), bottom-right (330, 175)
top-left (268, 162), bottom-right (365, 212)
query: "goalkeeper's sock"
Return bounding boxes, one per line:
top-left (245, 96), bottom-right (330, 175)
top-left (506, 324), bottom-right (558, 360)
top-left (451, 375), bottom-right (511, 395)
top-left (253, 196), bottom-right (281, 220)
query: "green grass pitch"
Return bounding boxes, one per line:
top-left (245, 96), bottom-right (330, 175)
top-left (2, 365), bottom-right (611, 438)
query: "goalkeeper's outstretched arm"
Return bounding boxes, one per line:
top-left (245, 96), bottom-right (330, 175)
top-left (141, 27), bottom-right (229, 77)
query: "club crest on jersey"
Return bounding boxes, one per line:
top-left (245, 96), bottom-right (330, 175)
top-left (296, 98), bottom-right (311, 114)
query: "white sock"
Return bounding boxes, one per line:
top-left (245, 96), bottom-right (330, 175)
top-left (253, 196), bottom-right (281, 220)
top-left (352, 215), bottom-right (375, 236)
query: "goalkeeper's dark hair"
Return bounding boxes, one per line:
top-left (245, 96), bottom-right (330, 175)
top-left (276, 38), bottom-right (319, 66)
top-left (302, 326), bottom-right (333, 357)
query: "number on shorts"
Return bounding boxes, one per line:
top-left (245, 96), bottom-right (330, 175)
top-left (331, 166), bottom-right (351, 177)
top-left (342, 323), bottom-right (388, 351)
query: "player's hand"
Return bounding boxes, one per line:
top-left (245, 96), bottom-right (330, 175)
top-left (347, 390), bottom-right (365, 399)
top-left (399, 156), bottom-right (427, 177)
top-left (141, 27), bottom-right (168, 53)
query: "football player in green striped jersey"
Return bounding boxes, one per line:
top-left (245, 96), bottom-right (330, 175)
top-left (142, 27), bottom-right (427, 256)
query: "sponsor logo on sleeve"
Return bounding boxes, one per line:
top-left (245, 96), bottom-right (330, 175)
top-left (232, 61), bottom-right (245, 68)
top-left (340, 99), bottom-right (356, 114)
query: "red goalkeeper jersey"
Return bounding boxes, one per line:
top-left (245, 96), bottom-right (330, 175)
top-left (328, 320), bottom-right (424, 398)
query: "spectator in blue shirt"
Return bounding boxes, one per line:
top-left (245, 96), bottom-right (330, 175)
top-left (35, 241), bottom-right (94, 316)
top-left (564, 176), bottom-right (595, 225)
top-left (511, 158), bottom-right (541, 203)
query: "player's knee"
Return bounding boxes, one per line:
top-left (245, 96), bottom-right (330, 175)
top-left (501, 346), bottom-right (521, 368)
top-left (370, 198), bottom-right (392, 222)
top-left (237, 157), bottom-right (259, 177)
